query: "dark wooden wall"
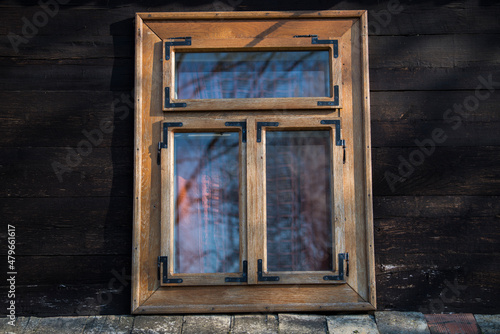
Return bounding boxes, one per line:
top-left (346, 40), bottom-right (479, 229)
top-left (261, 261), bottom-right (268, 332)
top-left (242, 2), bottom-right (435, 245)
top-left (1, 0), bottom-right (499, 316)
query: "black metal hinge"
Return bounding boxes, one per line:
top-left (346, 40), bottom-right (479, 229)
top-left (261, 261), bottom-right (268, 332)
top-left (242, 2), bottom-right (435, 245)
top-left (225, 260), bottom-right (248, 282)
top-left (225, 122), bottom-right (247, 143)
top-left (257, 259), bottom-right (280, 282)
top-left (293, 34), bottom-right (338, 58)
top-left (256, 122), bottom-right (279, 142)
top-left (164, 87), bottom-right (186, 108)
top-left (320, 119), bottom-right (346, 163)
top-left (157, 256), bottom-right (183, 284)
top-left (165, 37), bottom-right (191, 60)
top-left (157, 122), bottom-right (183, 165)
top-left (323, 253), bottom-right (349, 281)
top-left (318, 85), bottom-right (339, 107)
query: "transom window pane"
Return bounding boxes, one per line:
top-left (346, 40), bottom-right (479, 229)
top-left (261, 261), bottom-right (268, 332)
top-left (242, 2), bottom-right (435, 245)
top-left (175, 51), bottom-right (330, 99)
top-left (174, 132), bottom-right (240, 274)
top-left (266, 130), bottom-right (333, 272)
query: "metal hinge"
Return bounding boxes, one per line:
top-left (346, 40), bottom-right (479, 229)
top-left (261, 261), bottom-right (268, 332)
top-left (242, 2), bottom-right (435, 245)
top-left (257, 259), bottom-right (280, 282)
top-left (225, 260), bottom-right (248, 282)
top-left (318, 85), bottom-right (339, 107)
top-left (164, 87), bottom-right (186, 108)
top-left (256, 122), bottom-right (279, 142)
top-left (323, 253), bottom-right (349, 281)
top-left (165, 37), bottom-right (191, 60)
top-left (157, 256), bottom-right (183, 284)
top-left (320, 119), bottom-right (346, 163)
top-left (157, 122), bottom-right (183, 165)
top-left (293, 34), bottom-right (338, 58)
top-left (225, 122), bottom-right (247, 143)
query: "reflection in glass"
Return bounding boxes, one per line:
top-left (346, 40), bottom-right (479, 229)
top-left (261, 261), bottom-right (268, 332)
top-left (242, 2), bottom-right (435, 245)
top-left (175, 51), bottom-right (330, 99)
top-left (174, 132), bottom-right (240, 274)
top-left (266, 131), bottom-right (333, 272)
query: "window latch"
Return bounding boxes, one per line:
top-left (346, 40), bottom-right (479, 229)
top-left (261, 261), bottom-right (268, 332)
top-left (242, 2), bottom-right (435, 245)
top-left (323, 253), bottom-right (348, 281)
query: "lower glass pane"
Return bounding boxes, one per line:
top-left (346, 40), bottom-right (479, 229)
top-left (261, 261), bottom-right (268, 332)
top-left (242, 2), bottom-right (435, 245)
top-left (266, 131), bottom-right (333, 272)
top-left (174, 132), bottom-right (240, 274)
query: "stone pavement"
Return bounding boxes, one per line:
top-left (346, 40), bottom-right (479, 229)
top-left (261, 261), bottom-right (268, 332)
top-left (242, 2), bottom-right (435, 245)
top-left (0, 312), bottom-right (498, 333)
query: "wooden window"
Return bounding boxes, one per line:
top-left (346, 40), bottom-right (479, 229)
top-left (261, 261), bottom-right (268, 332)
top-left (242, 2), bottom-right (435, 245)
top-left (163, 36), bottom-right (342, 111)
top-left (134, 11), bottom-right (375, 313)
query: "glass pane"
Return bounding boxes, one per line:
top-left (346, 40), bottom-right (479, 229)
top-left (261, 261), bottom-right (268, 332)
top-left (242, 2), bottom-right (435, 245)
top-left (266, 131), bottom-right (333, 272)
top-left (174, 132), bottom-right (240, 274)
top-left (175, 51), bottom-right (330, 99)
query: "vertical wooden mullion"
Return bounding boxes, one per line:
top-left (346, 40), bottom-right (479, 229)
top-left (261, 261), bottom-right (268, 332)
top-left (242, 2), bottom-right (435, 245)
top-left (246, 117), bottom-right (262, 284)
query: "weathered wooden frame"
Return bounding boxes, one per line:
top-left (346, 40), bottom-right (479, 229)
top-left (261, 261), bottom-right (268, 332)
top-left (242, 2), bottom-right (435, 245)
top-left (160, 118), bottom-right (247, 286)
top-left (133, 10), bottom-right (375, 314)
top-left (162, 38), bottom-right (342, 111)
top-left (252, 117), bottom-right (346, 285)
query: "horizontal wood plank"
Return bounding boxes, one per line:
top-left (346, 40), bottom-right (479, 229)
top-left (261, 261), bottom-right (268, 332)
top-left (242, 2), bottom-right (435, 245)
top-left (137, 284), bottom-right (371, 313)
top-left (373, 196), bottom-right (500, 218)
top-left (371, 121), bottom-right (500, 147)
top-left (375, 217), bottom-right (499, 254)
top-left (0, 197), bottom-right (132, 255)
top-left (0, 147), bottom-right (132, 197)
top-left (371, 67), bottom-right (500, 91)
top-left (372, 146), bottom-right (500, 196)
top-left (0, 3), bottom-right (499, 36)
top-left (0, 255), bottom-right (130, 285)
top-left (376, 257), bottom-right (500, 313)
top-left (0, 58), bottom-right (133, 91)
top-left (0, 283), bottom-right (131, 316)
top-left (371, 91), bottom-right (500, 122)
top-left (370, 34), bottom-right (500, 69)
top-left (0, 91), bottom-right (133, 148)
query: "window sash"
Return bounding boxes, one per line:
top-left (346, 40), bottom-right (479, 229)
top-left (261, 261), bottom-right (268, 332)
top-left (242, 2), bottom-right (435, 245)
top-left (253, 118), bottom-right (346, 285)
top-left (163, 38), bottom-right (342, 111)
top-left (160, 119), bottom-right (247, 286)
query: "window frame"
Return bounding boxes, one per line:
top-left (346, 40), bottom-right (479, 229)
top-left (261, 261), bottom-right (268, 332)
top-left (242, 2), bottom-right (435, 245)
top-left (160, 118), bottom-right (247, 286)
top-left (163, 38), bottom-right (342, 111)
top-left (133, 10), bottom-right (375, 314)
top-left (253, 117), bottom-right (346, 285)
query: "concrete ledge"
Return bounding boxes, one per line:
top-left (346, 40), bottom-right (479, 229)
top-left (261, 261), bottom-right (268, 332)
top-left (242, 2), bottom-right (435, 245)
top-left (232, 314), bottom-right (278, 334)
top-left (1, 312), bottom-right (497, 333)
top-left (328, 314), bottom-right (380, 334)
top-left (182, 315), bottom-right (231, 334)
top-left (375, 311), bottom-right (430, 334)
top-left (131, 315), bottom-right (182, 334)
top-left (278, 314), bottom-right (327, 334)
top-left (475, 314), bottom-right (500, 334)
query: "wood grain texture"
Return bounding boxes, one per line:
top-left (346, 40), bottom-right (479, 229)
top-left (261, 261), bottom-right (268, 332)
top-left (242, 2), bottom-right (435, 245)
top-left (372, 146), bottom-right (500, 196)
top-left (0, 0), bottom-right (499, 316)
top-left (0, 197), bottom-right (131, 256)
top-left (137, 284), bottom-right (373, 314)
top-left (0, 147), bottom-right (132, 197)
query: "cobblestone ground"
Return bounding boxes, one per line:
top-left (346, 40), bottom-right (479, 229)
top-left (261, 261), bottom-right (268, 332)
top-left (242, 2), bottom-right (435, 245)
top-left (0, 312), bottom-right (498, 333)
